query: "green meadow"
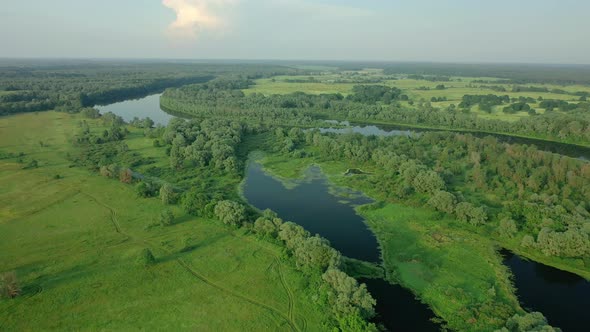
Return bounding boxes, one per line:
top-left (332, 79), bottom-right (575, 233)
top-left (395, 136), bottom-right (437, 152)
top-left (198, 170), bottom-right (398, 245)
top-left (243, 71), bottom-right (590, 123)
top-left (253, 151), bottom-right (524, 331)
top-left (0, 112), bottom-right (330, 331)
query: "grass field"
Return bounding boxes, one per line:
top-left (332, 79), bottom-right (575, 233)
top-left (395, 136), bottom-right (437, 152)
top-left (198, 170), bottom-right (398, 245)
top-left (243, 77), bottom-right (357, 96)
top-left (253, 151), bottom-right (523, 331)
top-left (359, 203), bottom-right (521, 331)
top-left (243, 72), bottom-right (589, 123)
top-left (0, 112), bottom-right (331, 331)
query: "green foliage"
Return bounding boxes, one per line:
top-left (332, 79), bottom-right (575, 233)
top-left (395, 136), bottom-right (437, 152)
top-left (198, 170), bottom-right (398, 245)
top-left (253, 210), bottom-right (283, 238)
top-left (0, 62), bottom-right (215, 115)
top-left (23, 159), bottom-right (38, 169)
top-left (214, 200), bottom-right (246, 227)
top-left (498, 218), bottom-right (518, 238)
top-left (159, 210), bottom-right (175, 226)
top-left (496, 312), bottom-right (560, 332)
top-left (455, 202), bottom-right (488, 226)
top-left (536, 228), bottom-right (590, 258)
top-left (159, 183), bottom-right (175, 205)
top-left (412, 170), bottom-right (445, 194)
top-left (0, 272), bottom-right (21, 299)
top-left (80, 108), bottom-right (101, 119)
top-left (322, 269), bottom-right (376, 319)
top-left (347, 85), bottom-right (402, 104)
top-left (278, 222), bottom-right (310, 250)
top-left (135, 181), bottom-right (159, 198)
top-left (180, 189), bottom-right (209, 216)
top-left (137, 248), bottom-right (156, 266)
top-left (293, 236), bottom-right (341, 272)
top-left (427, 190), bottom-right (457, 214)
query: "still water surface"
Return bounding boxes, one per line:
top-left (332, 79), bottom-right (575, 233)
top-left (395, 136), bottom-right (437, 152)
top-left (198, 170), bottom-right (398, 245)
top-left (242, 160), bottom-right (439, 331)
top-left (502, 250), bottom-right (590, 332)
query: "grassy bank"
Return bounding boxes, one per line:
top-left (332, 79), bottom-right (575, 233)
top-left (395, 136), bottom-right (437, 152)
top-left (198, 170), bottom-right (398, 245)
top-left (0, 112), bottom-right (332, 331)
top-left (252, 152), bottom-right (525, 331)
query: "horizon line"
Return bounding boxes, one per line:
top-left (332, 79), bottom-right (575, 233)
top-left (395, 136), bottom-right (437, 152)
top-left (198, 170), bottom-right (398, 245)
top-left (1, 57), bottom-right (589, 67)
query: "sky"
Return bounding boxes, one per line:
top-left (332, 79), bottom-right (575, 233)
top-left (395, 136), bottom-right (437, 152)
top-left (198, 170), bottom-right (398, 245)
top-left (1, 0), bottom-right (589, 64)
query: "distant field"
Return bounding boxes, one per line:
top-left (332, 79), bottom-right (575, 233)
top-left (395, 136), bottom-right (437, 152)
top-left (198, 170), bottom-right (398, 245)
top-left (243, 77), bottom-right (356, 96)
top-left (244, 72), bottom-right (588, 122)
top-left (0, 112), bottom-right (329, 331)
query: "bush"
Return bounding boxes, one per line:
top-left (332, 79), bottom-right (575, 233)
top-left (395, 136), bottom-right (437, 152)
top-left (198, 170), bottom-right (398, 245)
top-left (497, 311), bottom-right (559, 332)
top-left (159, 209), bottom-right (175, 226)
top-left (159, 183), bottom-right (175, 205)
top-left (119, 168), bottom-right (133, 184)
top-left (135, 181), bottom-right (159, 198)
top-left (428, 191), bottom-right (457, 214)
top-left (137, 248), bottom-right (156, 266)
top-left (0, 271), bottom-right (21, 299)
top-left (181, 190), bottom-right (209, 216)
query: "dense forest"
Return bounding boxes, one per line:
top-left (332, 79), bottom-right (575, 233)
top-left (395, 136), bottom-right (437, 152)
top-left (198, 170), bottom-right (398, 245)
top-left (282, 130), bottom-right (590, 261)
top-left (162, 77), bottom-right (590, 145)
top-left (0, 62), bottom-right (299, 115)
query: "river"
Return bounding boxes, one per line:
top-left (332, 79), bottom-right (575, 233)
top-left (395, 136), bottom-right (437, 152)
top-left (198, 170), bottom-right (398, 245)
top-left (502, 250), bottom-right (590, 332)
top-left (242, 160), bottom-right (440, 331)
top-left (98, 94), bottom-right (590, 331)
top-left (97, 94), bottom-right (589, 161)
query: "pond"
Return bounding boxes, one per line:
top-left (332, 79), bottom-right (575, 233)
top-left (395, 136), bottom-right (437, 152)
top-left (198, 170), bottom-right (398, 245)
top-left (242, 160), bottom-right (440, 331)
top-left (96, 94), bottom-right (175, 126)
top-left (502, 250), bottom-right (590, 332)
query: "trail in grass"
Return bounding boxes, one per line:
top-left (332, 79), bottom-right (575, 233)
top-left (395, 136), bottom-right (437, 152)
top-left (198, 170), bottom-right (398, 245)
top-left (82, 191), bottom-right (299, 332)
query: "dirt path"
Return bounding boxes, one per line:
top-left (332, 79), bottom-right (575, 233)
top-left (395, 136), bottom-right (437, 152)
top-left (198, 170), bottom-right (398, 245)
top-left (83, 191), bottom-right (300, 332)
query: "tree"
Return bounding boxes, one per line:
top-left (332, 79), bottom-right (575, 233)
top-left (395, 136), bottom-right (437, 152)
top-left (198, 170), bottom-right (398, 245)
top-left (498, 218), bottom-right (518, 238)
top-left (455, 202), bottom-right (488, 226)
top-left (497, 312), bottom-right (559, 332)
top-left (293, 236), bottom-right (341, 272)
top-left (159, 183), bottom-right (175, 205)
top-left (521, 235), bottom-right (536, 248)
top-left (214, 200), bottom-right (247, 227)
top-left (142, 117), bottom-right (155, 129)
top-left (180, 189), bottom-right (209, 216)
top-left (0, 272), bottom-right (20, 299)
top-left (322, 269), bottom-right (376, 319)
top-left (135, 181), bottom-right (157, 198)
top-left (278, 222), bottom-right (310, 250)
top-left (428, 191), bottom-right (457, 214)
top-left (159, 209), bottom-right (175, 226)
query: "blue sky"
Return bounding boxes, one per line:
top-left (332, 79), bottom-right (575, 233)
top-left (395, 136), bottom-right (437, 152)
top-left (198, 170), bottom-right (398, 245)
top-left (1, 0), bottom-right (589, 63)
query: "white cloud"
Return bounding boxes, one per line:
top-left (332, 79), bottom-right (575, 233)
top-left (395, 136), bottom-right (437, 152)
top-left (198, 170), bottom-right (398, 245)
top-left (162, 0), bottom-right (237, 39)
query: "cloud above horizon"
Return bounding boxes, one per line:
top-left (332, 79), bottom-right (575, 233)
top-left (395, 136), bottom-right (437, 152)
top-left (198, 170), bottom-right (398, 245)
top-left (162, 0), bottom-right (237, 39)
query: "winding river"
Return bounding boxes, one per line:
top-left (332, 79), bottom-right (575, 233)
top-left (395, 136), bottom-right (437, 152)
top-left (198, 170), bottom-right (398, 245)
top-left (243, 161), bottom-right (440, 331)
top-left (98, 93), bottom-right (590, 331)
top-left (502, 250), bottom-right (590, 332)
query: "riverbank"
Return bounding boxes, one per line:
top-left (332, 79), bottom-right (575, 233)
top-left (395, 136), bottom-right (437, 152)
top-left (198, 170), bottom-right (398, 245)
top-left (159, 95), bottom-right (590, 150)
top-left (252, 150), bottom-right (590, 331)
top-left (249, 153), bottom-right (522, 331)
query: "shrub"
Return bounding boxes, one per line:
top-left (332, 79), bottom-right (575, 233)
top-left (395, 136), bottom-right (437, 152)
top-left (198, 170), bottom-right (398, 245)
top-left (119, 168), bottom-right (133, 183)
top-left (0, 271), bottom-right (21, 299)
top-left (159, 183), bottom-right (175, 205)
top-left (159, 210), bottom-right (175, 226)
top-left (137, 248), bottom-right (156, 266)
